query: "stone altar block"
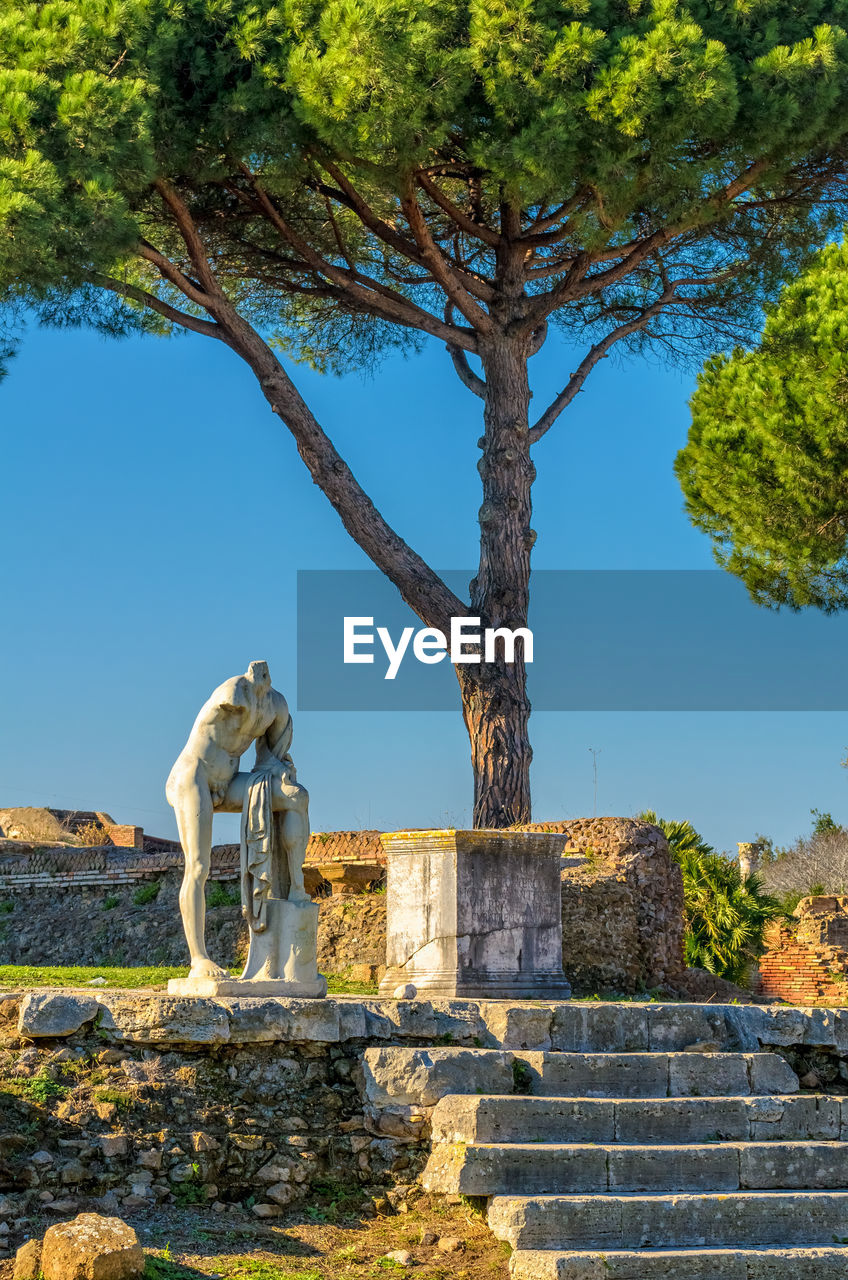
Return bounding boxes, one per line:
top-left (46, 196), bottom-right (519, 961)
top-left (377, 829), bottom-right (572, 999)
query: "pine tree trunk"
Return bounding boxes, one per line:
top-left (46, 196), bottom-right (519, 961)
top-left (460, 335), bottom-right (534, 827)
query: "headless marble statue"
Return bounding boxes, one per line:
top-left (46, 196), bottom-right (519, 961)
top-left (165, 661), bottom-right (326, 997)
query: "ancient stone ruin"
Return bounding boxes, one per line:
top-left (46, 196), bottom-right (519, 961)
top-left (759, 894), bottom-right (848, 1004)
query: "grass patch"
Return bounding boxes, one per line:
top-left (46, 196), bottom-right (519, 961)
top-left (146, 1256), bottom-right (209, 1280)
top-left (93, 1086), bottom-right (133, 1111)
top-left (325, 973), bottom-right (379, 996)
top-left (173, 1183), bottom-right (207, 1208)
top-left (2, 1071), bottom-right (69, 1104)
top-left (224, 1264), bottom-right (322, 1280)
top-left (0, 965), bottom-right (190, 989)
top-left (0, 964), bottom-right (378, 995)
top-left (302, 1176), bottom-right (364, 1223)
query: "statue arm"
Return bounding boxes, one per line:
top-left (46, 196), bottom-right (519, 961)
top-left (256, 693), bottom-right (295, 778)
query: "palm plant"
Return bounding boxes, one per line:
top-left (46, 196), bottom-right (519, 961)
top-left (640, 811), bottom-right (782, 985)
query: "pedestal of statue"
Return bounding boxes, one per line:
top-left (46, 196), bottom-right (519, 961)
top-left (377, 828), bottom-right (573, 999)
top-left (167, 898), bottom-right (327, 997)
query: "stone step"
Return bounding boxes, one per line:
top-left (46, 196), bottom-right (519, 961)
top-left (431, 1092), bottom-right (841, 1145)
top-left (508, 1245), bottom-right (848, 1279)
top-left (487, 1190), bottom-right (848, 1250)
top-left (423, 1139), bottom-right (848, 1195)
top-left (362, 1047), bottom-right (799, 1108)
top-left (517, 1052), bottom-right (798, 1099)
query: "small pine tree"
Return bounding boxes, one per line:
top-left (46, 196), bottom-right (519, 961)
top-left (677, 239), bottom-right (848, 611)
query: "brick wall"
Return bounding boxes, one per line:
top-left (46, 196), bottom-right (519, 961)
top-left (758, 912), bottom-right (848, 1005)
top-left (104, 824), bottom-right (144, 849)
top-left (0, 844), bottom-right (240, 892)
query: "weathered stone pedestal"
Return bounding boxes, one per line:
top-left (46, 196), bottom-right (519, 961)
top-left (168, 898), bottom-right (327, 998)
top-left (378, 829), bottom-right (572, 999)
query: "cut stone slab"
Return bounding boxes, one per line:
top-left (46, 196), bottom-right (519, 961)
top-left (551, 1004), bottom-right (650, 1053)
top-left (431, 1095), bottom-right (617, 1145)
top-left (39, 1214), bottom-right (143, 1280)
top-left (748, 1094), bottom-right (840, 1141)
top-left (487, 1190), bottom-right (848, 1251)
top-left (218, 998), bottom-right (339, 1042)
top-left (647, 1005), bottom-right (764, 1054)
top-left (667, 1053), bottom-right (750, 1097)
top-left (18, 993), bottom-right (101, 1038)
top-left (508, 1246), bottom-right (848, 1280)
top-left (425, 1140), bottom-right (848, 1196)
top-left (511, 1052), bottom-right (800, 1099)
top-left (431, 1092), bottom-right (843, 1146)
top-left (362, 1046), bottom-right (514, 1107)
top-left (423, 1141), bottom-right (609, 1195)
top-left (96, 996), bottom-right (231, 1045)
top-left (167, 975), bottom-right (327, 998)
top-left (378, 829), bottom-right (572, 999)
top-left (479, 1003), bottom-right (555, 1050)
top-left (748, 1054), bottom-right (800, 1095)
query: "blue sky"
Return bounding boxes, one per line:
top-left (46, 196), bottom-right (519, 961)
top-left (1, 317), bottom-right (846, 853)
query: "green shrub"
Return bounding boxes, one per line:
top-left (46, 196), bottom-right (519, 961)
top-left (207, 881), bottom-right (241, 908)
top-left (102, 895), bottom-right (119, 910)
top-left (93, 1086), bottom-right (133, 1111)
top-left (132, 881), bottom-right (160, 906)
top-left (640, 811), bottom-right (782, 985)
top-left (168, 1161), bottom-right (208, 1208)
top-left (0, 900), bottom-right (13, 914)
top-left (15, 1072), bottom-right (69, 1104)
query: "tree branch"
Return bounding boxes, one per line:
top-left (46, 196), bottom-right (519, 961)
top-left (94, 273), bottom-right (234, 344)
top-left (447, 344), bottom-right (486, 397)
top-left (415, 173), bottom-right (501, 248)
top-left (522, 191), bottom-right (587, 237)
top-left (529, 287), bottom-right (677, 443)
top-left (153, 180), bottom-right (224, 298)
top-left (528, 320), bottom-right (548, 357)
top-left (309, 158), bottom-right (425, 262)
top-left (234, 168), bottom-right (480, 351)
top-left (137, 241), bottom-right (213, 309)
top-left (522, 158), bottom-right (774, 326)
top-left (218, 310), bottom-right (468, 631)
top-left (401, 182), bottom-right (495, 333)
top-left (443, 302), bottom-right (487, 397)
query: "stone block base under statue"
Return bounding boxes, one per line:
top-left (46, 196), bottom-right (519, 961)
top-left (168, 899), bottom-right (327, 998)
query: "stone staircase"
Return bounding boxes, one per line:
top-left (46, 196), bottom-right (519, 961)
top-left (392, 1041), bottom-right (848, 1278)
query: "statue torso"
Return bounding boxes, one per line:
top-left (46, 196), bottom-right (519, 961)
top-left (171, 677), bottom-right (287, 792)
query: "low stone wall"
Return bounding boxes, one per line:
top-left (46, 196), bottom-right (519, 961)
top-left (759, 896), bottom-right (848, 1005)
top-left (0, 844), bottom-right (239, 893)
top-left (0, 991), bottom-right (843, 1251)
top-left (0, 820), bottom-right (686, 995)
top-left (0, 873), bottom-right (386, 982)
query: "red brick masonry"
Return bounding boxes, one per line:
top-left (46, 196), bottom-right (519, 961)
top-left (758, 897), bottom-right (848, 1005)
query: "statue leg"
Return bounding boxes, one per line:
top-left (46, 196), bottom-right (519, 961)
top-left (169, 766), bottom-right (228, 978)
top-left (273, 782), bottom-right (310, 902)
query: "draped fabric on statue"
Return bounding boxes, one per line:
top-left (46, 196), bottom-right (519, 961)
top-left (239, 716), bottom-right (293, 931)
